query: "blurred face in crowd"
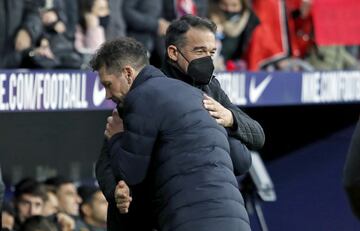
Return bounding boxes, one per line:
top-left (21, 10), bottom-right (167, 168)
top-left (99, 65), bottom-right (135, 104)
top-left (56, 183), bottom-right (82, 216)
top-left (16, 194), bottom-right (44, 222)
top-left (82, 191), bottom-right (108, 227)
top-left (168, 27), bottom-right (217, 74)
top-left (43, 191), bottom-right (59, 216)
top-left (219, 0), bottom-right (242, 13)
top-left (92, 0), bottom-right (109, 17)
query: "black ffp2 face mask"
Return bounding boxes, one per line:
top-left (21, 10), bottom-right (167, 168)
top-left (187, 56), bottom-right (215, 85)
top-left (177, 48), bottom-right (215, 85)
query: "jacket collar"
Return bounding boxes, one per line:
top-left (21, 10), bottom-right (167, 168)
top-left (116, 65), bottom-right (164, 116)
top-left (161, 57), bottom-right (214, 90)
top-left (161, 57), bottom-right (195, 85)
top-left (130, 65), bottom-right (165, 91)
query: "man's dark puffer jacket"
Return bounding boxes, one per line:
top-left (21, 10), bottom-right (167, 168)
top-left (108, 65), bottom-right (251, 231)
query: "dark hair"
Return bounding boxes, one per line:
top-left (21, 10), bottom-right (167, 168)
top-left (44, 176), bottom-right (73, 191)
top-left (90, 37), bottom-right (149, 74)
top-left (2, 201), bottom-right (15, 216)
top-left (78, 185), bottom-right (99, 205)
top-left (77, 185), bottom-right (100, 218)
top-left (212, 0), bottom-right (250, 14)
top-left (78, 0), bottom-right (96, 31)
top-left (20, 216), bottom-right (58, 231)
top-left (14, 178), bottom-right (47, 201)
top-left (165, 15), bottom-right (217, 49)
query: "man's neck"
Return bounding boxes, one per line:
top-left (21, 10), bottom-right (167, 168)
top-left (162, 58), bottom-right (194, 85)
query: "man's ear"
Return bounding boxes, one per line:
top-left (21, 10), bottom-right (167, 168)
top-left (123, 66), bottom-right (135, 84)
top-left (81, 204), bottom-right (92, 217)
top-left (167, 45), bottom-right (179, 62)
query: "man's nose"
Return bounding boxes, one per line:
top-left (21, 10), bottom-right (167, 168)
top-left (29, 204), bottom-right (38, 215)
top-left (76, 194), bottom-right (82, 204)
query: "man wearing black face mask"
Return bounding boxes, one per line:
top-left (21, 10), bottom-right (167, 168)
top-left (162, 15), bottom-right (264, 151)
top-left (160, 15), bottom-right (264, 179)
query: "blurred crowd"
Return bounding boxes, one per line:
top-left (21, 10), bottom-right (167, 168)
top-left (2, 176), bottom-right (107, 231)
top-left (0, 0), bottom-right (359, 72)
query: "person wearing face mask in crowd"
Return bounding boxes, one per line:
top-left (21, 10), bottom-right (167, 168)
top-left (75, 0), bottom-right (109, 66)
top-left (209, 0), bottom-right (259, 70)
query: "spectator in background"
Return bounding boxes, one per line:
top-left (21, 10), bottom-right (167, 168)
top-left (241, 0), bottom-right (292, 71)
top-left (162, 0), bottom-right (209, 21)
top-left (208, 0), bottom-right (259, 71)
top-left (1, 0), bottom-right (82, 69)
top-left (44, 176), bottom-right (83, 231)
top-left (122, 0), bottom-right (166, 57)
top-left (62, 0), bottom-right (79, 42)
top-left (286, 0), bottom-right (314, 59)
top-left (256, 0), bottom-right (315, 72)
top-left (241, 0), bottom-right (313, 71)
top-left (21, 0), bottom-right (64, 68)
top-left (306, 45), bottom-right (360, 71)
top-left (12, 178), bottom-right (47, 230)
top-left (0, 0), bottom-right (44, 68)
top-left (42, 185), bottom-right (76, 231)
top-left (19, 216), bottom-right (58, 231)
top-left (286, 0), bottom-right (359, 71)
top-left (42, 186), bottom-right (59, 217)
top-left (76, 0), bottom-right (109, 54)
top-left (153, 0), bottom-right (209, 66)
top-left (78, 185), bottom-right (107, 231)
top-left (76, 0), bottom-right (109, 67)
top-left (106, 0), bottom-right (126, 40)
top-left (44, 177), bottom-right (82, 218)
top-left (343, 116), bottom-right (360, 220)
top-left (32, 0), bottom-right (83, 69)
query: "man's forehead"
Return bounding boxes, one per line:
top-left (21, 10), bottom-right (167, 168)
top-left (21, 194), bottom-right (43, 202)
top-left (184, 27), bottom-right (216, 48)
top-left (59, 183), bottom-right (76, 191)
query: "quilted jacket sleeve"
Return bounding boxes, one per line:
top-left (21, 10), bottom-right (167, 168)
top-left (228, 137), bottom-right (252, 176)
top-left (108, 101), bottom-right (159, 186)
top-left (209, 78), bottom-right (265, 150)
top-left (95, 139), bottom-right (118, 202)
